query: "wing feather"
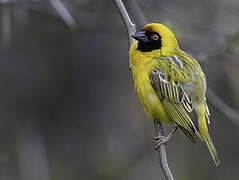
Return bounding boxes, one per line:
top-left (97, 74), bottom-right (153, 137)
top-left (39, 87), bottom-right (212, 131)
top-left (149, 59), bottom-right (199, 142)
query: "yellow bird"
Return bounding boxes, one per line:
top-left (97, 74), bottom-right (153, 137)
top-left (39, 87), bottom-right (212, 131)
top-left (129, 23), bottom-right (220, 166)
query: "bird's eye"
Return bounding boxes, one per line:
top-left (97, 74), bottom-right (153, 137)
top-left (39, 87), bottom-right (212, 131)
top-left (151, 34), bottom-right (159, 41)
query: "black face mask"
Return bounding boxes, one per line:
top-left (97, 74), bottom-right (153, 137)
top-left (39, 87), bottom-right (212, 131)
top-left (131, 31), bottom-right (162, 52)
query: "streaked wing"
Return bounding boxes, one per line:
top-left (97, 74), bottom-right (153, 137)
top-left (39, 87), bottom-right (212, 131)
top-left (149, 65), bottom-right (198, 142)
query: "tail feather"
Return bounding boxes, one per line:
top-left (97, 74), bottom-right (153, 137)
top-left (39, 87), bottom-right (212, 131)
top-left (197, 105), bottom-right (220, 166)
top-left (202, 133), bottom-right (220, 166)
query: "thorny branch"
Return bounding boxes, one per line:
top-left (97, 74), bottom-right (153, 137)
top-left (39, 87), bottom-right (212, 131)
top-left (112, 0), bottom-right (174, 180)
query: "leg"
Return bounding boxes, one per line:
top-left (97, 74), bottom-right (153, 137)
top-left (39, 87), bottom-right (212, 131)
top-left (154, 126), bottom-right (178, 151)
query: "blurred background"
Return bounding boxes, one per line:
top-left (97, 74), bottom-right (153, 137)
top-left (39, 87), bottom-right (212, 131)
top-left (0, 0), bottom-right (238, 179)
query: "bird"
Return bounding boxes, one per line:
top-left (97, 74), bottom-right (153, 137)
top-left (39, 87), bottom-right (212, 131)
top-left (129, 23), bottom-right (220, 166)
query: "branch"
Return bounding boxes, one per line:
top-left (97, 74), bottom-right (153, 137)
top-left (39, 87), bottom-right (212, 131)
top-left (154, 122), bottom-right (175, 180)
top-left (125, 0), bottom-right (147, 27)
top-left (112, 0), bottom-right (174, 179)
top-left (197, 45), bottom-right (239, 127)
top-left (207, 87), bottom-right (239, 127)
top-left (49, 0), bottom-right (77, 29)
top-left (112, 0), bottom-right (136, 47)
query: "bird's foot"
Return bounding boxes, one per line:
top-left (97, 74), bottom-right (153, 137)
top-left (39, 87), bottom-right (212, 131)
top-left (154, 135), bottom-right (170, 151)
top-left (153, 126), bottom-right (178, 151)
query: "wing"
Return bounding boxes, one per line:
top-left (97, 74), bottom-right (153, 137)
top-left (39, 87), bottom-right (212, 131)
top-left (204, 99), bottom-right (210, 124)
top-left (149, 63), bottom-right (199, 142)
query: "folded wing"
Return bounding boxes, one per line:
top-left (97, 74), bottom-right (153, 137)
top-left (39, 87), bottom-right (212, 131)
top-left (149, 62), bottom-right (199, 142)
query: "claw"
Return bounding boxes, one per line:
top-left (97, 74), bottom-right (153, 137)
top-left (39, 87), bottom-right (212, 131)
top-left (154, 135), bottom-right (169, 151)
top-left (153, 126), bottom-right (178, 151)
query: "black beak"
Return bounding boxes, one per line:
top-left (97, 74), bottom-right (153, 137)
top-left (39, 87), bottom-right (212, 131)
top-left (131, 31), bottom-right (149, 43)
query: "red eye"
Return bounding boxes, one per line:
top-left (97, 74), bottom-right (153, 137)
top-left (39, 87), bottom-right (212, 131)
top-left (151, 34), bottom-right (159, 41)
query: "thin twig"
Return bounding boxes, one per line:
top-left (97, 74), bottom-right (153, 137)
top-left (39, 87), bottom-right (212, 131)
top-left (49, 0), bottom-right (77, 29)
top-left (0, 0), bottom-right (42, 5)
top-left (207, 87), bottom-right (239, 127)
top-left (112, 0), bottom-right (136, 47)
top-left (197, 45), bottom-right (239, 127)
top-left (112, 0), bottom-right (174, 179)
top-left (126, 0), bottom-right (147, 27)
top-left (154, 122), bottom-right (175, 180)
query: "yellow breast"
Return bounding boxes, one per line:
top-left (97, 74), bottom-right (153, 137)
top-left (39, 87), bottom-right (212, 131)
top-left (131, 57), bottom-right (171, 123)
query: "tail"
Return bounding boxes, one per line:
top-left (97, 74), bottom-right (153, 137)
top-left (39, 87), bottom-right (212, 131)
top-left (197, 105), bottom-right (220, 166)
top-left (202, 133), bottom-right (220, 166)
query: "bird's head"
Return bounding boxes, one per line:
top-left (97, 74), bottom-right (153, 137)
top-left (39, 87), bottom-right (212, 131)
top-left (131, 23), bottom-right (179, 56)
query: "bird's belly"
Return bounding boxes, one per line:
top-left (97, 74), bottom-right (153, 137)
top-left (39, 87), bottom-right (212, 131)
top-left (136, 81), bottom-right (171, 123)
